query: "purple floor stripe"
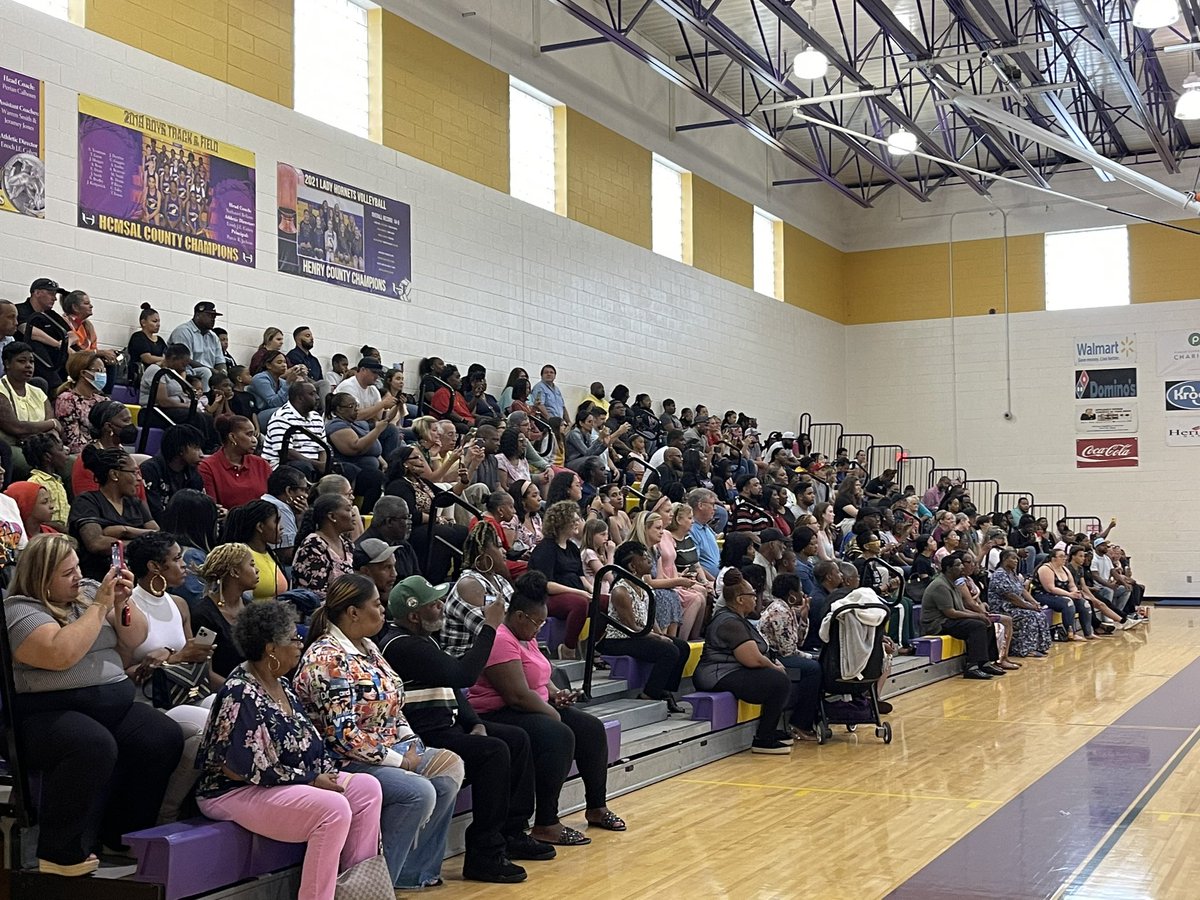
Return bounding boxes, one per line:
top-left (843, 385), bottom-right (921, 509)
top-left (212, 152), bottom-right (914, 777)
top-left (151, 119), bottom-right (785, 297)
top-left (888, 655), bottom-right (1200, 900)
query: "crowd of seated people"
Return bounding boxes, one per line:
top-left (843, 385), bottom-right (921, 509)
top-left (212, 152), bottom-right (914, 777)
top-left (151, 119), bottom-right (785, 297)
top-left (0, 275), bottom-right (1153, 889)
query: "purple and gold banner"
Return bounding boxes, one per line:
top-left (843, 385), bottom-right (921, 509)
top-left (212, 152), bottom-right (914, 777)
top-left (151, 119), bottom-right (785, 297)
top-left (276, 163), bottom-right (412, 300)
top-left (77, 96), bottom-right (256, 266)
top-left (0, 66), bottom-right (45, 218)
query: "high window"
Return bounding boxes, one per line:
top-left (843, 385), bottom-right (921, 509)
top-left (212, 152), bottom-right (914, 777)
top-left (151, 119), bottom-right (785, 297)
top-left (753, 207), bottom-right (783, 299)
top-left (294, 0), bottom-right (373, 138)
top-left (1044, 226), bottom-right (1130, 311)
top-left (509, 79), bottom-right (560, 213)
top-left (652, 155), bottom-right (686, 262)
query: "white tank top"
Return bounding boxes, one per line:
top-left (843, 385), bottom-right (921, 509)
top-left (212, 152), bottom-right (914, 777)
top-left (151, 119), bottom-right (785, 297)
top-left (129, 584), bottom-right (186, 663)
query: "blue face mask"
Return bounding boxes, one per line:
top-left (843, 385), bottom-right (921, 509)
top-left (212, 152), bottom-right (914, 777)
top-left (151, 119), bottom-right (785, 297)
top-left (91, 371), bottom-right (108, 391)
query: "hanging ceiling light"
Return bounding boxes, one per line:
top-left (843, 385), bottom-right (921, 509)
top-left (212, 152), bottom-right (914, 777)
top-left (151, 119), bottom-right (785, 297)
top-left (792, 46), bottom-right (830, 80)
top-left (1131, 0), bottom-right (1181, 29)
top-left (886, 128), bottom-right (918, 156)
top-left (1176, 72), bottom-right (1200, 120)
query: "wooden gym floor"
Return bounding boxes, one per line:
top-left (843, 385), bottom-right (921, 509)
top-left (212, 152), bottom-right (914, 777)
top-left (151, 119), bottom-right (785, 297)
top-left (417, 607), bottom-right (1200, 899)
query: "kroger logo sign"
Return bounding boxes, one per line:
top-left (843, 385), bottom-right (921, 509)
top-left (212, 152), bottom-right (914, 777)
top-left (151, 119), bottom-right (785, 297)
top-left (1165, 381), bottom-right (1200, 411)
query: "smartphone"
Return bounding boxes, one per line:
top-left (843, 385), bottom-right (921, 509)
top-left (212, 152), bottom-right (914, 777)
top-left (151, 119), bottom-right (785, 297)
top-left (111, 541), bottom-right (125, 572)
top-left (194, 626), bottom-right (217, 647)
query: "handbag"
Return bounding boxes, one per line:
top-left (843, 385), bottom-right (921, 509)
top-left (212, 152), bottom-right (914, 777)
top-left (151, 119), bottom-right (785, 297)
top-left (334, 852), bottom-right (392, 899)
top-left (146, 660), bottom-right (213, 709)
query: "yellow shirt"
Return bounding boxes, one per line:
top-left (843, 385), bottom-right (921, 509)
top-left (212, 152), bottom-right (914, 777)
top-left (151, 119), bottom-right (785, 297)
top-left (250, 548), bottom-right (287, 601)
top-left (29, 469), bottom-right (69, 523)
top-left (0, 377), bottom-right (47, 422)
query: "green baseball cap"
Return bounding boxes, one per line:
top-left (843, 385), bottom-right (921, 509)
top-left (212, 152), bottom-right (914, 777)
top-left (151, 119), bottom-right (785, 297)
top-left (388, 576), bottom-right (450, 620)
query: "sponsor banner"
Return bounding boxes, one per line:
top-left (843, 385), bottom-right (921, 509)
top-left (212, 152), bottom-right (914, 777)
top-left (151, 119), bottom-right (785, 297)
top-left (276, 163), bottom-right (412, 300)
top-left (1076, 437), bottom-right (1139, 468)
top-left (1166, 420), bottom-right (1200, 447)
top-left (77, 95), bottom-right (256, 267)
top-left (1075, 367), bottom-right (1137, 400)
top-left (0, 65), bottom-right (44, 218)
top-left (1075, 403), bottom-right (1137, 435)
top-left (1074, 334), bottom-right (1136, 366)
top-left (1156, 330), bottom-right (1200, 377)
top-left (1164, 380), bottom-right (1200, 412)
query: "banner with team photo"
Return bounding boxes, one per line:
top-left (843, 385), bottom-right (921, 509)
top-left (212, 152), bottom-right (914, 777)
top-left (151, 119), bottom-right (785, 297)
top-left (276, 163), bottom-right (411, 300)
top-left (0, 66), bottom-right (44, 217)
top-left (1074, 403), bottom-right (1137, 435)
top-left (1075, 368), bottom-right (1137, 400)
top-left (1157, 330), bottom-right (1200, 377)
top-left (77, 96), bottom-right (256, 267)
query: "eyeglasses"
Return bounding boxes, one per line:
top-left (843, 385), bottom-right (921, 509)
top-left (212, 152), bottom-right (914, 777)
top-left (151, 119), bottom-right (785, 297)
top-left (518, 610), bottom-right (547, 629)
top-left (737, 592), bottom-right (757, 600)
top-left (288, 634), bottom-right (303, 643)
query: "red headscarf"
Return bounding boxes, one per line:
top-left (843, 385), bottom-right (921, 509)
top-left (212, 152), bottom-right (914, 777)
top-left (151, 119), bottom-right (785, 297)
top-left (4, 482), bottom-right (56, 534)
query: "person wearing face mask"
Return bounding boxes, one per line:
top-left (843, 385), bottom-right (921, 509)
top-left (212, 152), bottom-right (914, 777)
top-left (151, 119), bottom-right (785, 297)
top-left (54, 351), bottom-right (108, 454)
top-left (69, 400), bottom-right (147, 499)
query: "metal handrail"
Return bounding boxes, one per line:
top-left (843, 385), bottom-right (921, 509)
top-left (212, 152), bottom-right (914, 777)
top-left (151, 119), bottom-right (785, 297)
top-left (279, 424), bottom-right (335, 478)
top-left (420, 374), bottom-right (456, 419)
top-left (138, 365), bottom-right (198, 452)
top-left (421, 479), bottom-right (481, 574)
top-left (580, 563), bottom-right (657, 700)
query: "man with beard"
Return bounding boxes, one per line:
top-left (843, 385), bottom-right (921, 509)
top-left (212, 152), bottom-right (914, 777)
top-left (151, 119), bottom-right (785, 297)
top-left (727, 474), bottom-right (771, 533)
top-left (356, 495), bottom-right (421, 581)
top-left (378, 576), bottom-right (554, 883)
top-left (286, 325), bottom-right (324, 383)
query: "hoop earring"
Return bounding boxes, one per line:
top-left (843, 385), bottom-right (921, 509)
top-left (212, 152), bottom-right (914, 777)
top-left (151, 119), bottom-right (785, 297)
top-left (477, 554), bottom-right (494, 575)
top-left (267, 654), bottom-right (280, 675)
top-left (149, 574), bottom-right (167, 595)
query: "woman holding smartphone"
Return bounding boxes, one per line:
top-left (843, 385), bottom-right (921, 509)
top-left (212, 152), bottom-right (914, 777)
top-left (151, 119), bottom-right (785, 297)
top-left (468, 570), bottom-right (625, 846)
top-left (295, 574), bottom-right (465, 891)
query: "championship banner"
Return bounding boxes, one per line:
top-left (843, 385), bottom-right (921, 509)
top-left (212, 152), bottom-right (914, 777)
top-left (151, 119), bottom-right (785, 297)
top-left (77, 96), bottom-right (256, 267)
top-left (276, 163), bottom-right (412, 300)
top-left (0, 66), bottom-right (44, 217)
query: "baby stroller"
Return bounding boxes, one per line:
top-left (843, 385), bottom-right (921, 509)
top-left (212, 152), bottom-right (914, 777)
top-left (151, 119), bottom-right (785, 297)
top-left (816, 593), bottom-right (893, 745)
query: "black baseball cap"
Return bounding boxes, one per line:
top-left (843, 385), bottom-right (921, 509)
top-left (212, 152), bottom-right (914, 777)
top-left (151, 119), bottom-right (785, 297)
top-left (30, 277), bottom-right (61, 294)
top-left (357, 357), bottom-right (384, 372)
top-left (193, 301), bottom-right (223, 316)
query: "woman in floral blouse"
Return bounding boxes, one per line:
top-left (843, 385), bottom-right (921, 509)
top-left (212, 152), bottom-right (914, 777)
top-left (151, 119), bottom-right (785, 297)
top-left (54, 352), bottom-right (107, 455)
top-left (757, 573), bottom-right (822, 742)
top-left (291, 493), bottom-right (356, 597)
top-left (195, 602), bottom-right (383, 900)
top-left (295, 574), bottom-right (465, 891)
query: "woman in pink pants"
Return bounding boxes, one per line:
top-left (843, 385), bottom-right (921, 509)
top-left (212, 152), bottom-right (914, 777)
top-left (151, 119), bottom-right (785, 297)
top-left (195, 602), bottom-right (383, 900)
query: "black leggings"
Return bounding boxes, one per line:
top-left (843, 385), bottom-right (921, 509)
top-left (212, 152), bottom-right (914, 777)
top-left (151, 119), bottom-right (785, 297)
top-left (15, 680), bottom-right (184, 864)
top-left (710, 667), bottom-right (791, 741)
top-left (481, 705), bottom-right (608, 827)
top-left (596, 635), bottom-right (690, 700)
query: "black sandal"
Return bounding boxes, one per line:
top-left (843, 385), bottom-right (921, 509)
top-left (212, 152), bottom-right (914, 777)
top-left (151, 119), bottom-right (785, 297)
top-left (587, 810), bottom-right (626, 831)
top-left (540, 825), bottom-right (591, 846)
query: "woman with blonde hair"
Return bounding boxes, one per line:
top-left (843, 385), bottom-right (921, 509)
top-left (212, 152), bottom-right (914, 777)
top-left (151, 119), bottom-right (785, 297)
top-left (191, 542), bottom-right (261, 681)
top-left (632, 509), bottom-right (704, 640)
top-left (660, 501), bottom-right (713, 639)
top-left (248, 327), bottom-right (284, 375)
top-left (4, 533), bottom-right (181, 875)
top-left (411, 415), bottom-right (463, 481)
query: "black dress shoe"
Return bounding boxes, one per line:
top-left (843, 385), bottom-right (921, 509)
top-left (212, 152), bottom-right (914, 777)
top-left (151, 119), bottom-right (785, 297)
top-left (981, 663), bottom-right (1007, 676)
top-left (963, 666), bottom-right (993, 680)
top-left (462, 855), bottom-right (528, 883)
top-left (876, 700), bottom-right (894, 714)
top-left (506, 833), bottom-right (557, 861)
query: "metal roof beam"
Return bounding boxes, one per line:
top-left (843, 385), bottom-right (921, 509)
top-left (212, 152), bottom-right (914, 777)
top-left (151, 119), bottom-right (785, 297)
top-left (648, 0), bottom-right (930, 201)
top-left (853, 0), bottom-right (1053, 188)
top-left (754, 0), bottom-right (987, 196)
top-left (542, 0), bottom-right (874, 206)
top-left (1070, 0), bottom-right (1180, 173)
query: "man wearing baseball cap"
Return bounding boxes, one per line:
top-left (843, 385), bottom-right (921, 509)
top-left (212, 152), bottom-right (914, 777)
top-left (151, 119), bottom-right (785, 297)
top-left (352, 537), bottom-right (400, 601)
top-left (17, 277), bottom-right (72, 388)
top-left (335, 355), bottom-right (401, 460)
top-left (168, 301), bottom-right (225, 390)
top-left (378, 576), bottom-right (551, 882)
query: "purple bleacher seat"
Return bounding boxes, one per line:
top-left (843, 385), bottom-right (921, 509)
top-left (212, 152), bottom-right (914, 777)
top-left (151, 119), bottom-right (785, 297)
top-left (454, 785), bottom-right (474, 815)
top-left (911, 636), bottom-right (942, 662)
top-left (567, 719), bottom-right (621, 777)
top-left (681, 691), bottom-right (738, 731)
top-left (123, 819), bottom-right (304, 900)
top-left (537, 617), bottom-right (569, 653)
top-left (601, 654), bottom-right (652, 692)
top-left (138, 426), bottom-right (163, 456)
top-left (110, 384), bottom-right (138, 404)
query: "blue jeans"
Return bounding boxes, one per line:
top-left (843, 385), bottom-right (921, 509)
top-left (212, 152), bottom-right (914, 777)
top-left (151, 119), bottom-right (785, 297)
top-left (342, 748), bottom-right (462, 888)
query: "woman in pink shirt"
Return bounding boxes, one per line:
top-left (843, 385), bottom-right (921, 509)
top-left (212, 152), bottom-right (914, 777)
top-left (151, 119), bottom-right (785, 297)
top-left (469, 570), bottom-right (625, 846)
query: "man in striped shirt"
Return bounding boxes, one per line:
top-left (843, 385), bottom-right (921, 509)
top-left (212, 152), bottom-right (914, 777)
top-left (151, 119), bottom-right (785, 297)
top-left (262, 380), bottom-right (326, 478)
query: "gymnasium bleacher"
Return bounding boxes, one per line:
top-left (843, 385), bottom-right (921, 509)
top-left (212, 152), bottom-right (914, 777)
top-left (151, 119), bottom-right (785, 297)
top-left (0, 400), bottom-right (1110, 899)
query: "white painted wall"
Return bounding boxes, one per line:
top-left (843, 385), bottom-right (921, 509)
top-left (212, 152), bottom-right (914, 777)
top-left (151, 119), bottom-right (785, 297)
top-left (847, 301), bottom-right (1200, 598)
top-left (0, 1), bottom-right (846, 433)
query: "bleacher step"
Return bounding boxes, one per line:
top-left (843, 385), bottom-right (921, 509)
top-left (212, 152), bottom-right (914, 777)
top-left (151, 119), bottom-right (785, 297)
top-left (619, 718), bottom-right (711, 757)
top-left (584, 676), bottom-right (630, 701)
top-left (550, 658), bottom-right (586, 683)
top-left (586, 697), bottom-right (668, 731)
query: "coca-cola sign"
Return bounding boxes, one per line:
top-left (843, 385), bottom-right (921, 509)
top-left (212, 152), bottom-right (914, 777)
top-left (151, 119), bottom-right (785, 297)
top-left (1076, 437), bottom-right (1139, 468)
